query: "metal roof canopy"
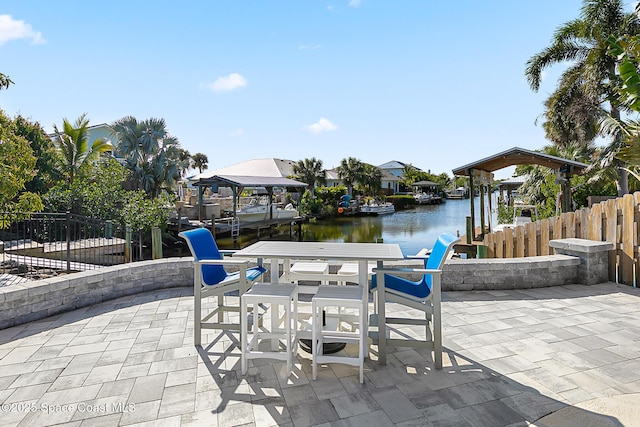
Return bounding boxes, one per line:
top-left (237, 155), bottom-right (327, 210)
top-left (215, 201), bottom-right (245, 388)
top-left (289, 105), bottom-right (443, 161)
top-left (195, 175), bottom-right (307, 222)
top-left (452, 146), bottom-right (588, 176)
top-left (451, 147), bottom-right (590, 243)
top-left (198, 175), bottom-right (308, 188)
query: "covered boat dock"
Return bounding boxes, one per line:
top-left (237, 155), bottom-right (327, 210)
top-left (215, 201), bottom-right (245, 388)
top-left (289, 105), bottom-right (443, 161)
top-left (193, 174), bottom-right (308, 241)
top-left (452, 146), bottom-right (588, 242)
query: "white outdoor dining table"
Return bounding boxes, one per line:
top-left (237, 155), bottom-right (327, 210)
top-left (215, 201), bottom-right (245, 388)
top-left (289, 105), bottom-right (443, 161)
top-left (233, 240), bottom-right (405, 364)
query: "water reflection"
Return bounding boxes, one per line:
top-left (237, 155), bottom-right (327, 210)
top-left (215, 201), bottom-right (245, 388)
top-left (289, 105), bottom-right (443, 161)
top-left (217, 197), bottom-right (497, 256)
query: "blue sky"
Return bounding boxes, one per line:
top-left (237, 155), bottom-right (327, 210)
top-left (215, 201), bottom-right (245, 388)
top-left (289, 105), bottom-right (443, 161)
top-left (1, 0), bottom-right (633, 180)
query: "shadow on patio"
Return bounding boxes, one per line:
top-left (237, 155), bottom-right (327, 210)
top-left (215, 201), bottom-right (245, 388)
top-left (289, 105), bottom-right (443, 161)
top-left (0, 282), bottom-right (639, 426)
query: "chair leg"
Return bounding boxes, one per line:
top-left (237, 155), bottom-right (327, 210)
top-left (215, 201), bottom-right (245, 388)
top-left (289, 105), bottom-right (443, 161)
top-left (312, 302), bottom-right (319, 380)
top-left (359, 302), bottom-right (365, 383)
top-left (241, 296), bottom-right (247, 375)
top-left (194, 284), bottom-right (202, 346)
top-left (217, 295), bottom-right (224, 323)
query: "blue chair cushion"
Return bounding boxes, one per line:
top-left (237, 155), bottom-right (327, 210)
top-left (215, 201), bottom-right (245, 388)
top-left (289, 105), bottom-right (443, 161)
top-left (179, 228), bottom-right (230, 285)
top-left (219, 266), bottom-right (267, 287)
top-left (371, 273), bottom-right (431, 300)
top-left (370, 232), bottom-right (459, 300)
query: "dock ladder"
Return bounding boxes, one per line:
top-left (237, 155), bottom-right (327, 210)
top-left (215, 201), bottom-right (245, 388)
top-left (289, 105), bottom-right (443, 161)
top-left (231, 217), bottom-right (240, 241)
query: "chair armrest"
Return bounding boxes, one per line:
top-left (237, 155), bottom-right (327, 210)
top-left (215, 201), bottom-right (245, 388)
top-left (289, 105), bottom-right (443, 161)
top-left (373, 267), bottom-right (442, 276)
top-left (220, 250), bottom-right (237, 256)
top-left (195, 258), bottom-right (250, 266)
top-left (404, 248), bottom-right (431, 260)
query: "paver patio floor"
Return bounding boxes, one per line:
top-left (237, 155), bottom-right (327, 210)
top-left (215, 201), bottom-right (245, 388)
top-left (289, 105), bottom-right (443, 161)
top-left (1, 282), bottom-right (640, 426)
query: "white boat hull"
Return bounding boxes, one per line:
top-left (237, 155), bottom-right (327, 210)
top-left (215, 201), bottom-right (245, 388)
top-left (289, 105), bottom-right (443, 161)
top-left (359, 203), bottom-right (395, 216)
top-left (236, 205), bottom-right (298, 222)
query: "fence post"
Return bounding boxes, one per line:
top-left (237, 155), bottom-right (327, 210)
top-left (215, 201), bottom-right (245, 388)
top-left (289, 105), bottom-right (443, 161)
top-left (151, 227), bottom-right (162, 260)
top-left (66, 211), bottom-right (71, 273)
top-left (125, 225), bottom-right (132, 263)
top-left (105, 220), bottom-right (113, 239)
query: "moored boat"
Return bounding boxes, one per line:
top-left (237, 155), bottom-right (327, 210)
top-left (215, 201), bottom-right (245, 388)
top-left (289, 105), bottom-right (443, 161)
top-left (236, 198), bottom-right (298, 222)
top-left (359, 201), bottom-right (395, 216)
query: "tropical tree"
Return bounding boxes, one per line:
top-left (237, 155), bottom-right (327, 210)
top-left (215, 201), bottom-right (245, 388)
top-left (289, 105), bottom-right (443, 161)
top-left (358, 164), bottom-right (382, 196)
top-left (13, 115), bottom-right (59, 194)
top-left (43, 158), bottom-right (170, 232)
top-left (525, 0), bottom-right (640, 196)
top-left (110, 116), bottom-right (182, 198)
top-left (191, 152), bottom-right (209, 173)
top-left (52, 114), bottom-right (113, 185)
top-left (337, 157), bottom-right (364, 196)
top-left (539, 79), bottom-right (603, 148)
top-left (174, 148), bottom-right (191, 179)
top-left (292, 157), bottom-right (325, 195)
top-left (0, 109), bottom-right (42, 214)
top-left (514, 142), bottom-right (615, 216)
top-left (399, 164), bottom-right (422, 190)
top-left (0, 73), bottom-right (12, 91)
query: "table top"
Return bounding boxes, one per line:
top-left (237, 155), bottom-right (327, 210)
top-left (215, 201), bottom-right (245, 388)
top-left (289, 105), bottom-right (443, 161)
top-left (233, 241), bottom-right (404, 261)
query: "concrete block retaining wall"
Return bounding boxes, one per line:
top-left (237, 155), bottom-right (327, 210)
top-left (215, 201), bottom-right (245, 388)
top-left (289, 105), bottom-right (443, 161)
top-left (441, 255), bottom-right (580, 291)
top-left (0, 238), bottom-right (612, 330)
top-left (0, 258), bottom-right (194, 330)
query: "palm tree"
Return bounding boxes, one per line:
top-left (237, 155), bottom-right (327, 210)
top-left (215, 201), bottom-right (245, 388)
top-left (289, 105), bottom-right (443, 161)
top-left (191, 153), bottom-right (209, 173)
top-left (525, 0), bottom-right (640, 196)
top-left (359, 164), bottom-right (382, 196)
top-left (175, 148), bottom-right (191, 178)
top-left (292, 157), bottom-right (325, 195)
top-left (110, 116), bottom-right (182, 198)
top-left (52, 114), bottom-right (113, 184)
top-left (0, 73), bottom-right (13, 91)
top-left (539, 77), bottom-right (603, 148)
top-left (336, 157), bottom-right (364, 196)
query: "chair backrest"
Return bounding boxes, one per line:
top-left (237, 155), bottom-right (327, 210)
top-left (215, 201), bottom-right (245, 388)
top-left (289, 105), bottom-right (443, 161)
top-left (425, 232), bottom-right (460, 270)
top-left (179, 228), bottom-right (228, 285)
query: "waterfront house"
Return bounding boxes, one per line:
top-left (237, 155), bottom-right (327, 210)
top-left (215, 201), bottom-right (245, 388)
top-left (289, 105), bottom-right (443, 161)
top-left (378, 160), bottom-right (423, 178)
top-left (324, 167), bottom-right (400, 194)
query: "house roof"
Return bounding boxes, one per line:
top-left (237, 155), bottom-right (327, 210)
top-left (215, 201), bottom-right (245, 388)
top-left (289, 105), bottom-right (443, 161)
top-left (323, 168), bottom-right (400, 181)
top-left (324, 169), bottom-right (341, 180)
top-left (193, 158), bottom-right (296, 181)
top-left (378, 160), bottom-right (422, 171)
top-left (452, 147), bottom-right (589, 177)
top-left (198, 175), bottom-right (307, 188)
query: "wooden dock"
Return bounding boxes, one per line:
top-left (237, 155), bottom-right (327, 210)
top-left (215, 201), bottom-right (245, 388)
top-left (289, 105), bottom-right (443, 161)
top-left (169, 215), bottom-right (308, 241)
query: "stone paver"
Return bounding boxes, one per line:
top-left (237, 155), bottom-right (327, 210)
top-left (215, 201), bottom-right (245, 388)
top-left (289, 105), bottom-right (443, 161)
top-left (0, 283), bottom-right (639, 426)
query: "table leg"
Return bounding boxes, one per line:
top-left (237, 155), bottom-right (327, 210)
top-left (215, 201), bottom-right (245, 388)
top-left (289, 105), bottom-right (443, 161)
top-left (269, 257), bottom-right (279, 283)
top-left (358, 260), bottom-right (369, 359)
top-left (269, 257), bottom-right (279, 351)
top-left (433, 273), bottom-right (442, 369)
top-left (376, 260), bottom-right (387, 364)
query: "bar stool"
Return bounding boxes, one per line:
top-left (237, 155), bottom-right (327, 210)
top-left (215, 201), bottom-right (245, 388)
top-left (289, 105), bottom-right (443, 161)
top-left (288, 261), bottom-right (330, 285)
top-left (311, 284), bottom-right (367, 383)
top-left (241, 283), bottom-right (298, 377)
top-left (336, 262), bottom-right (375, 286)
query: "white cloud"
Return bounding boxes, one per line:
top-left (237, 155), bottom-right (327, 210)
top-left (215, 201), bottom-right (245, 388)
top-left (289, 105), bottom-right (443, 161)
top-left (298, 44), bottom-right (321, 50)
top-left (203, 73), bottom-right (247, 92)
top-left (348, 0), bottom-right (362, 8)
top-left (0, 15), bottom-right (45, 46)
top-left (305, 117), bottom-right (337, 134)
top-left (230, 128), bottom-right (245, 137)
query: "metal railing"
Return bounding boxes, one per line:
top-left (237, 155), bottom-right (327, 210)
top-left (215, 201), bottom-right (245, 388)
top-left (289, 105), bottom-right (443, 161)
top-left (0, 212), bottom-right (143, 287)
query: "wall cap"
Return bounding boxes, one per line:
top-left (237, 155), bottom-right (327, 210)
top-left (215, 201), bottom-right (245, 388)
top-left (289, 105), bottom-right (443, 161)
top-left (549, 238), bottom-right (614, 253)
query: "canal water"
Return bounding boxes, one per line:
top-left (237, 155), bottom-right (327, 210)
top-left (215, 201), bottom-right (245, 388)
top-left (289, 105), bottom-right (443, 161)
top-left (218, 196), bottom-right (498, 256)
